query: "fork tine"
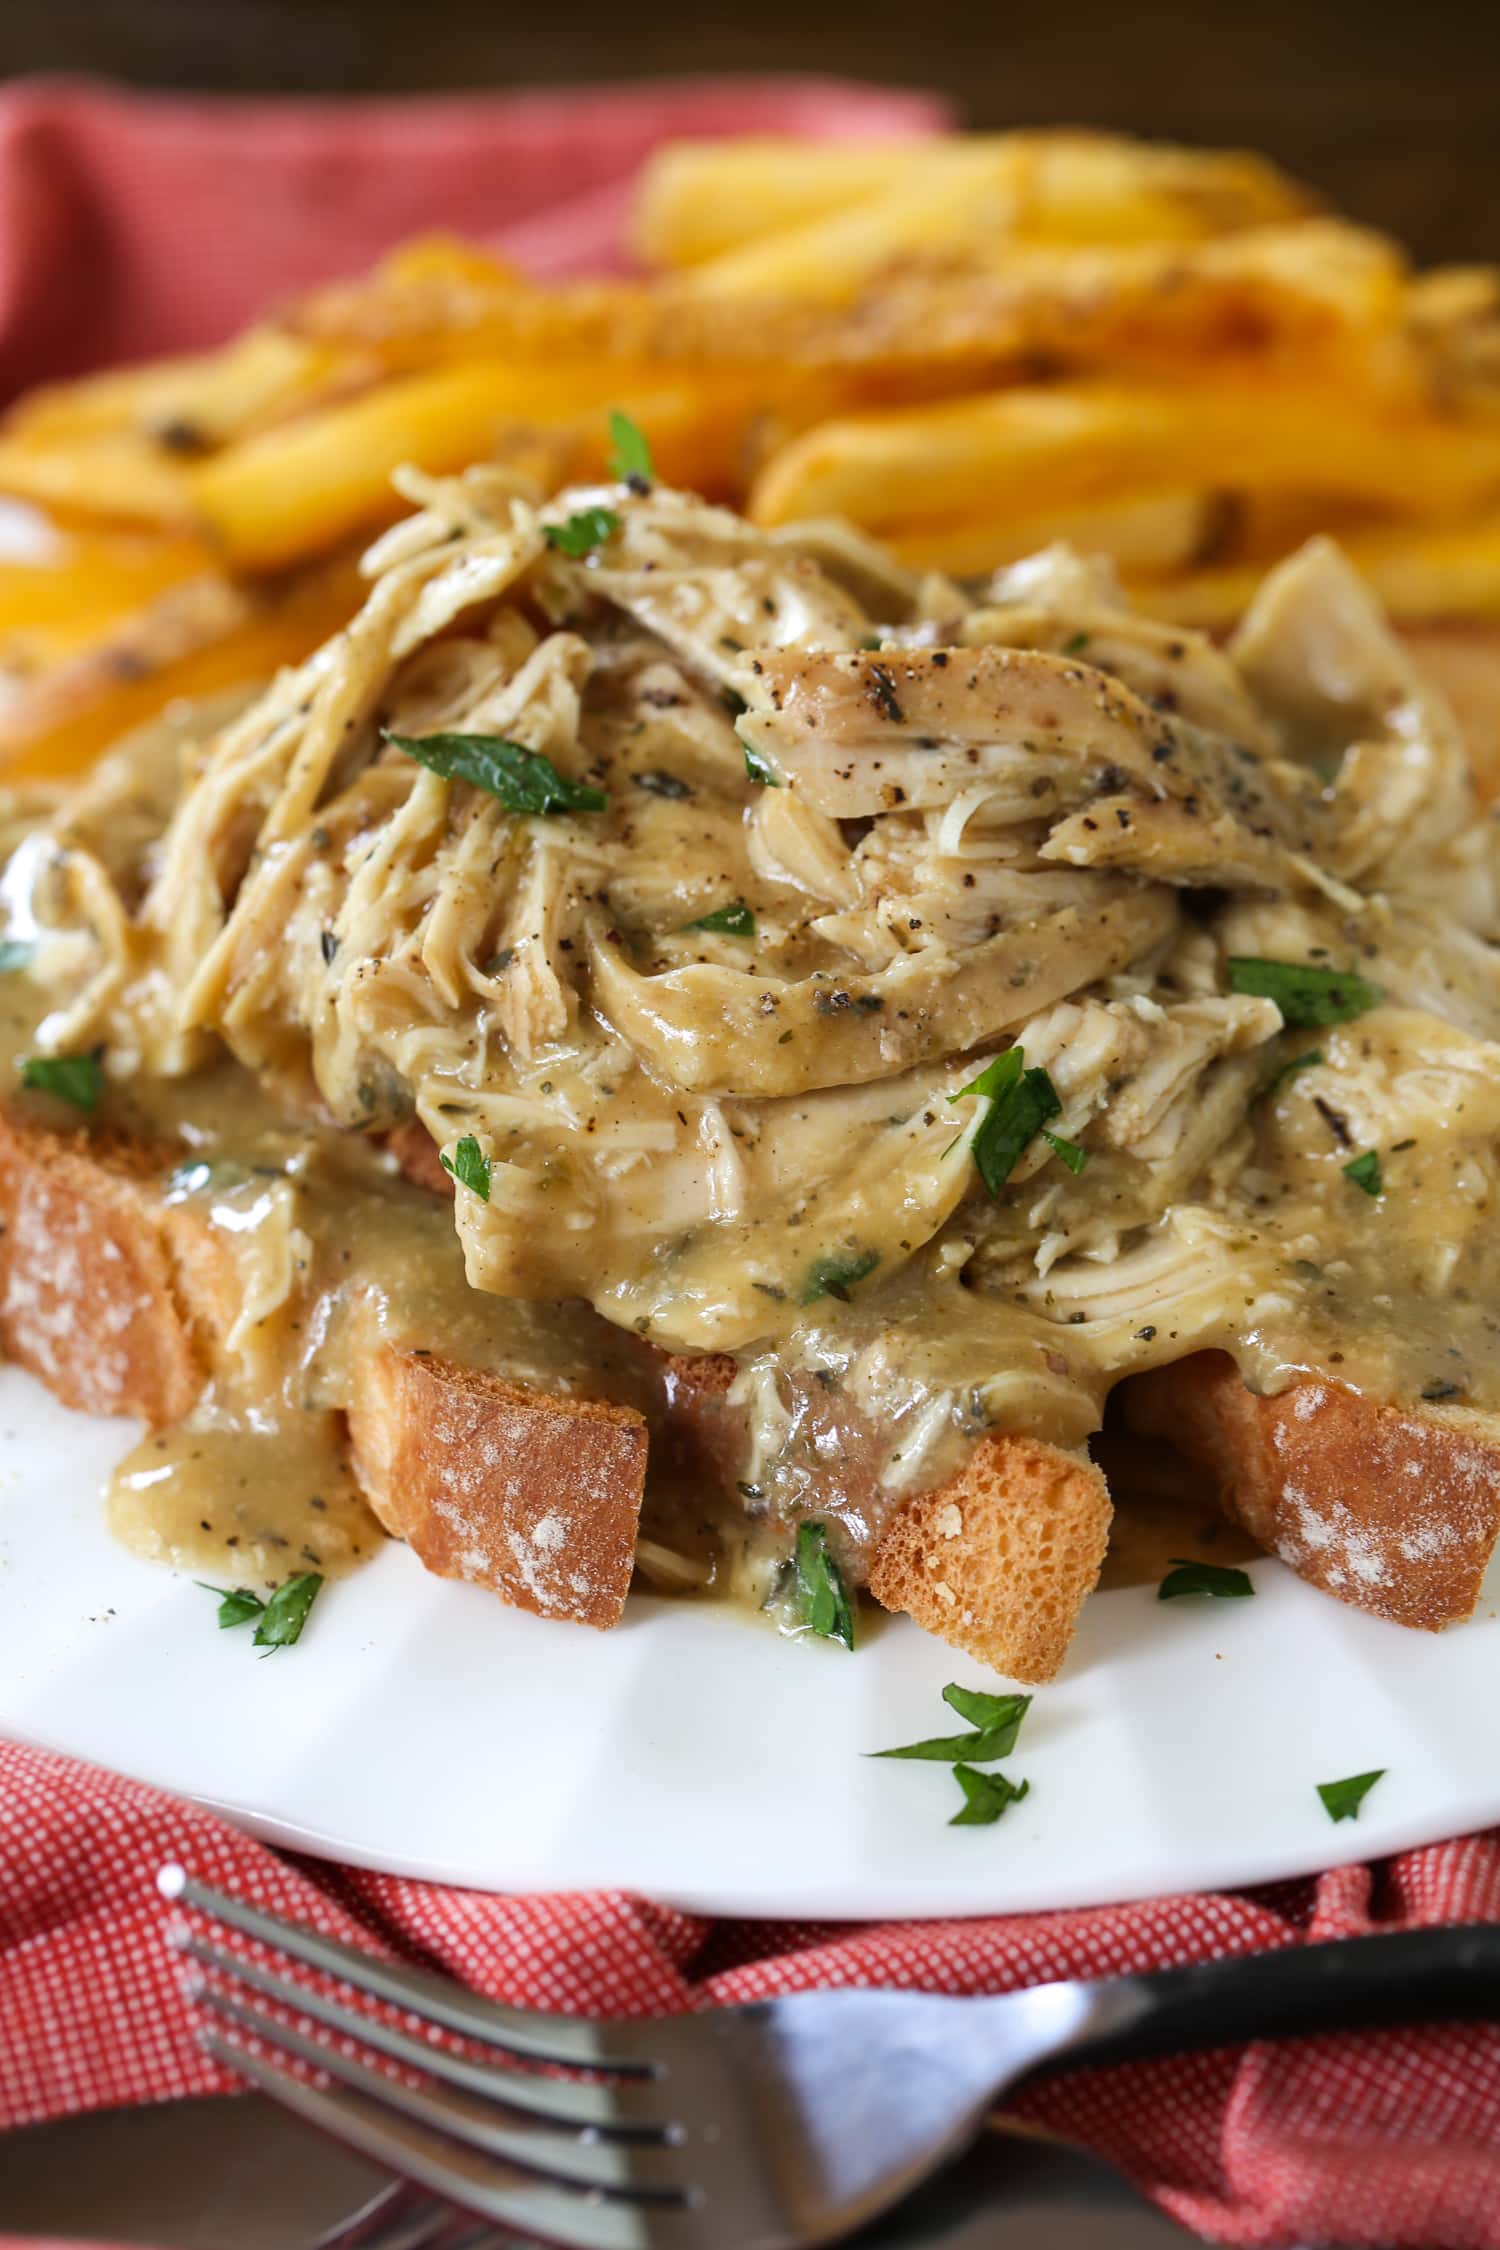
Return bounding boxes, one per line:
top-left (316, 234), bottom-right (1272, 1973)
top-left (182, 1935), bottom-right (667, 2137)
top-left (312, 2179), bottom-right (463, 2250)
top-left (197, 1982), bottom-right (689, 2202)
top-left (206, 2026), bottom-right (685, 2250)
top-left (160, 1867), bottom-right (657, 2076)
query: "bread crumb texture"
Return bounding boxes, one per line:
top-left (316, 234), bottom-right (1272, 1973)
top-left (868, 1431), bottom-right (1112, 1682)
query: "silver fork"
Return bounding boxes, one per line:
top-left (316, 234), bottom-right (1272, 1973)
top-left (160, 1865), bottom-right (1500, 2250)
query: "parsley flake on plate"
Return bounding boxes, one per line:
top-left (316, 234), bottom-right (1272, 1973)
top-left (1343, 1149), bottom-right (1383, 1197)
top-left (1317, 1769), bottom-right (1386, 1823)
top-left (802, 1249), bottom-right (879, 1304)
top-left (1157, 1557), bottom-right (1255, 1600)
top-left (543, 505), bottom-right (621, 559)
top-left (684, 902), bottom-right (755, 937)
top-left (950, 1764), bottom-right (1030, 1828)
top-left (21, 1052), bottom-right (102, 1111)
top-left (872, 1689), bottom-right (1031, 1764)
top-left (1226, 958), bottom-right (1382, 1027)
top-left (197, 1572), bottom-right (323, 1651)
top-left (794, 1521), bottom-right (856, 1650)
top-left (385, 731), bottom-right (607, 815)
top-left (950, 1045), bottom-right (1062, 1197)
top-left (197, 1582), bottom-right (266, 1629)
top-left (607, 410), bottom-right (654, 485)
top-left (441, 1135), bottom-right (491, 1201)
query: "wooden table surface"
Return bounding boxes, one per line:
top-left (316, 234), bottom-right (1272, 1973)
top-left (1, 0), bottom-right (1498, 264)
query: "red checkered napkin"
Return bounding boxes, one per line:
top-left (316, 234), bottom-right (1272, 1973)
top-left (3, 1740), bottom-right (1500, 2248)
top-left (2, 74), bottom-right (1500, 2250)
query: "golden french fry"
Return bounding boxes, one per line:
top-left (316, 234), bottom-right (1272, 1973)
top-left (0, 554), bottom-right (363, 781)
top-left (371, 232), bottom-right (522, 290)
top-left (0, 527), bottom-right (215, 633)
top-left (6, 326), bottom-right (358, 452)
top-left (1138, 515), bottom-right (1500, 630)
top-left (632, 138), bottom-right (953, 266)
top-left (749, 380), bottom-right (1500, 534)
top-left (192, 359), bottom-right (857, 572)
top-left (0, 432), bottom-right (196, 529)
top-left (284, 220), bottom-right (1411, 414)
top-left (886, 488), bottom-right (1223, 578)
top-left (633, 130), bottom-right (1317, 272)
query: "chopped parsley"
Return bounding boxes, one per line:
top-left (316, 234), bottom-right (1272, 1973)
top-left (1262, 1047), bottom-right (1324, 1100)
top-left (1317, 1769), bottom-right (1385, 1824)
top-left (802, 1249), bottom-right (879, 1304)
top-left (1343, 1149), bottom-right (1383, 1197)
top-left (385, 731), bottom-right (607, 815)
top-left (742, 740), bottom-right (781, 787)
top-left (1157, 1557), bottom-right (1255, 1600)
top-left (607, 409), bottom-right (654, 485)
top-left (1226, 958), bottom-right (1382, 1027)
top-left (0, 938), bottom-right (33, 973)
top-left (1042, 1129), bottom-right (1088, 1175)
top-left (197, 1582), bottom-right (266, 1629)
top-left (794, 1521), bottom-right (855, 1650)
top-left (950, 1765), bottom-right (1030, 1828)
top-left (1060, 630), bottom-right (1091, 655)
top-left (441, 1134), bottom-right (491, 1201)
top-left (872, 1689), bottom-right (1030, 1764)
top-left (197, 1571), bottom-right (323, 1652)
top-left (684, 901), bottom-right (755, 938)
top-left (950, 1045), bottom-right (1061, 1197)
top-left (21, 1052), bottom-right (102, 1111)
top-left (543, 505), bottom-right (620, 558)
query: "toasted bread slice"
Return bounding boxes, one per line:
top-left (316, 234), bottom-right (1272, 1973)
top-left (1121, 1350), bottom-right (1500, 1629)
top-left (348, 1349), bottom-right (646, 1630)
top-left (867, 1433), bottom-right (1113, 1683)
top-left (0, 1108), bottom-right (238, 1426)
top-left (656, 1337), bottom-right (1111, 1681)
top-left (0, 1106), bottom-right (649, 1629)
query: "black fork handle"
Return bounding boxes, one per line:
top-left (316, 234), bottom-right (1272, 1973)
top-left (1048, 1924), bottom-right (1500, 2076)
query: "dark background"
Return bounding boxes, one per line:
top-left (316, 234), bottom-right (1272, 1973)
top-left (1, 0), bottom-right (1499, 263)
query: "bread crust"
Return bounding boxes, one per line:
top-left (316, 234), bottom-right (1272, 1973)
top-left (0, 1108), bottom-right (235, 1426)
top-left (0, 1107), bottom-right (649, 1629)
top-left (1121, 1350), bottom-right (1500, 1630)
top-left (348, 1349), bottom-right (647, 1630)
top-left (867, 1432), bottom-right (1113, 1683)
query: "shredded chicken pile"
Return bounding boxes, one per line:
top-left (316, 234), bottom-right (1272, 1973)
top-left (12, 468), bottom-right (1500, 1502)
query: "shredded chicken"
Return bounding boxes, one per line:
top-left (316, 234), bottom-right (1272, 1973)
top-left (11, 467), bottom-right (1500, 1469)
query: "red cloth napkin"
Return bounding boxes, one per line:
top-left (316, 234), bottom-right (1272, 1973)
top-left (2, 75), bottom-right (1500, 2250)
top-left (0, 73), bottom-right (947, 397)
top-left (4, 1741), bottom-right (1500, 2250)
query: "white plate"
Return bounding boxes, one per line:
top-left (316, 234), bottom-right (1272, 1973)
top-left (5, 1361), bottom-right (1498, 1918)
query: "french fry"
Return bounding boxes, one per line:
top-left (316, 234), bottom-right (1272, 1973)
top-left (634, 131), bottom-right (1317, 272)
top-left (191, 360), bottom-right (858, 572)
top-left (5, 326), bottom-right (361, 452)
top-left (749, 380), bottom-right (1500, 534)
top-left (886, 488), bottom-right (1223, 579)
top-left (0, 433), bottom-right (195, 529)
top-left (631, 138), bottom-right (951, 266)
top-left (284, 222), bottom-right (1411, 411)
top-left (0, 527), bottom-right (216, 633)
top-left (1136, 514), bottom-right (1500, 630)
top-left (0, 554), bottom-right (363, 781)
